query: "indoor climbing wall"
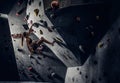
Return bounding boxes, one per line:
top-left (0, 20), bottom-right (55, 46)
top-left (65, 16), bottom-right (120, 83)
top-left (26, 0), bottom-right (80, 67)
top-left (8, 0), bottom-right (67, 82)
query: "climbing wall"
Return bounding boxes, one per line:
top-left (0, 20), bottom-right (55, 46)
top-left (26, 0), bottom-right (80, 67)
top-left (65, 17), bottom-right (120, 83)
top-left (8, 0), bottom-right (67, 82)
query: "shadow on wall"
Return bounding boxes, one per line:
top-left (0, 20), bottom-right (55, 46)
top-left (50, 3), bottom-right (111, 65)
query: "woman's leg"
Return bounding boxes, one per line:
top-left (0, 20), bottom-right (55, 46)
top-left (11, 34), bottom-right (22, 38)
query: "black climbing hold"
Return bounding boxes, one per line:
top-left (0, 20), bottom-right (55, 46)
top-left (43, 21), bottom-right (48, 27)
top-left (55, 37), bottom-right (63, 42)
top-left (91, 80), bottom-right (95, 83)
top-left (39, 1), bottom-right (41, 6)
top-left (39, 14), bottom-right (41, 18)
top-left (77, 68), bottom-right (79, 71)
top-left (48, 27), bottom-right (53, 32)
top-left (98, 77), bottom-right (102, 81)
top-left (107, 38), bottom-right (110, 43)
top-left (11, 24), bottom-right (14, 26)
top-left (40, 30), bottom-right (43, 34)
top-left (30, 55), bottom-right (34, 59)
top-left (33, 23), bottom-right (40, 28)
top-left (24, 13), bottom-right (30, 21)
top-left (51, 26), bottom-right (55, 30)
top-left (29, 0), bottom-right (32, 5)
top-left (37, 56), bottom-right (42, 60)
top-left (103, 72), bottom-right (107, 77)
top-left (93, 60), bottom-right (98, 65)
top-left (40, 20), bottom-right (44, 23)
top-left (31, 0), bottom-right (34, 3)
top-left (85, 75), bottom-right (88, 79)
top-left (17, 48), bottom-right (23, 52)
top-left (48, 67), bottom-right (52, 71)
top-left (22, 24), bottom-right (29, 30)
top-left (72, 77), bottom-right (74, 82)
top-left (47, 75), bottom-right (53, 80)
top-left (79, 71), bottom-right (82, 75)
top-left (16, 7), bottom-right (26, 16)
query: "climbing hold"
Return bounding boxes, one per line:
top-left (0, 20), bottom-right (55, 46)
top-left (34, 9), bottom-right (39, 16)
top-left (22, 24), bottom-right (29, 30)
top-left (17, 0), bottom-right (24, 6)
top-left (76, 16), bottom-right (80, 22)
top-left (11, 23), bottom-right (14, 26)
top-left (48, 67), bottom-right (52, 71)
top-left (24, 13), bottom-right (30, 21)
top-left (47, 27), bottom-right (53, 32)
top-left (98, 77), bottom-right (102, 81)
top-left (107, 38), bottom-right (111, 43)
top-left (37, 57), bottom-right (42, 60)
top-left (50, 14), bottom-right (56, 19)
top-left (31, 0), bottom-right (34, 3)
top-left (17, 48), bottom-right (23, 52)
top-left (79, 45), bottom-right (85, 53)
top-left (56, 37), bottom-right (63, 42)
top-left (103, 72), bottom-right (107, 77)
top-left (79, 71), bottom-right (82, 75)
top-left (33, 23), bottom-right (39, 28)
top-left (51, 72), bottom-right (56, 77)
top-left (40, 30), bottom-right (43, 35)
top-left (96, 15), bottom-right (100, 20)
top-left (98, 42), bottom-right (104, 48)
top-left (91, 31), bottom-right (95, 37)
top-left (43, 21), bottom-right (48, 27)
top-left (51, 0), bottom-right (59, 9)
top-left (28, 66), bottom-right (33, 71)
top-left (28, 0), bottom-right (32, 5)
top-left (91, 79), bottom-right (95, 83)
top-left (39, 15), bottom-right (41, 18)
top-left (16, 7), bottom-right (26, 16)
top-left (40, 20), bottom-right (44, 23)
top-left (93, 60), bottom-right (98, 65)
top-left (85, 75), bottom-right (88, 79)
top-left (39, 1), bottom-right (41, 6)
top-left (72, 77), bottom-right (75, 82)
top-left (77, 68), bottom-right (79, 71)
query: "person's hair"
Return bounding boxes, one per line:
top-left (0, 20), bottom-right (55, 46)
top-left (23, 32), bottom-right (27, 37)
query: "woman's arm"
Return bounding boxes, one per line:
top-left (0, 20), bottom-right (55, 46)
top-left (28, 25), bottom-right (34, 35)
top-left (26, 38), bottom-right (34, 54)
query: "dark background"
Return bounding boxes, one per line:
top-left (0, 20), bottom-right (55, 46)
top-left (0, 0), bottom-right (120, 82)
